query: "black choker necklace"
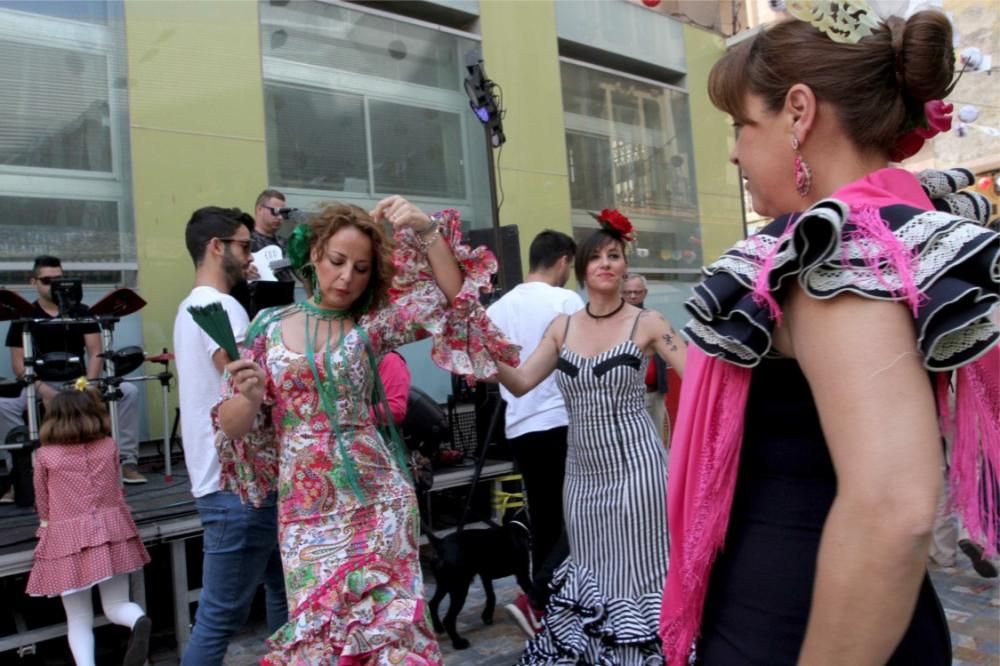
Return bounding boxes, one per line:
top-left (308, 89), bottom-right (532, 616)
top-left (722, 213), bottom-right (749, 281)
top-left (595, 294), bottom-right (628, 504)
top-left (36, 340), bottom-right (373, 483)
top-left (585, 298), bottom-right (625, 320)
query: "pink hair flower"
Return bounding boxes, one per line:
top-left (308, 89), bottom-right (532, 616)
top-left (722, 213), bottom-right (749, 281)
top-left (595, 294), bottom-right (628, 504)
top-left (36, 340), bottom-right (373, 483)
top-left (915, 100), bottom-right (954, 139)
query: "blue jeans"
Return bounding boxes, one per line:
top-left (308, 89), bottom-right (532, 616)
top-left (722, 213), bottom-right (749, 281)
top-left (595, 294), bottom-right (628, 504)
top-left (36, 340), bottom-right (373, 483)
top-left (182, 491), bottom-right (287, 666)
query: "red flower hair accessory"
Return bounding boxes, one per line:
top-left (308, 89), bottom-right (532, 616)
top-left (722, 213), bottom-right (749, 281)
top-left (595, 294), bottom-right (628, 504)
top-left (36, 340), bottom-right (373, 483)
top-left (590, 208), bottom-right (635, 242)
top-left (890, 100), bottom-right (953, 162)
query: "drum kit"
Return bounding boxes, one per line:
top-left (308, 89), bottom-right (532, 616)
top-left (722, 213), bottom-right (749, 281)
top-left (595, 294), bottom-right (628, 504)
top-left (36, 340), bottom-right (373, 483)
top-left (0, 281), bottom-right (178, 505)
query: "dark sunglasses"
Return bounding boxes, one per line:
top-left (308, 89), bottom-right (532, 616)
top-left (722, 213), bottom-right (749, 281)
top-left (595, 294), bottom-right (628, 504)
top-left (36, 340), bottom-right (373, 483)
top-left (35, 276), bottom-right (63, 285)
top-left (265, 206), bottom-right (286, 217)
top-left (219, 237), bottom-right (251, 252)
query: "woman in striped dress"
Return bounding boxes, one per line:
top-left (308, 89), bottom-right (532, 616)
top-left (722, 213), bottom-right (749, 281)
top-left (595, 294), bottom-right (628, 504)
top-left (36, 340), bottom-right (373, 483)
top-left (496, 211), bottom-right (686, 663)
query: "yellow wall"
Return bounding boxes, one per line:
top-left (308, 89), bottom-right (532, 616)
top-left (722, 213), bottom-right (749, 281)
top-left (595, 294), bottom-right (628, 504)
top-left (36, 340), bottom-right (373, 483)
top-left (119, 3), bottom-right (740, 437)
top-left (683, 25), bottom-right (744, 261)
top-left (124, 0), bottom-right (268, 436)
top-left (479, 0), bottom-right (573, 277)
top-left (478, 8), bottom-right (742, 272)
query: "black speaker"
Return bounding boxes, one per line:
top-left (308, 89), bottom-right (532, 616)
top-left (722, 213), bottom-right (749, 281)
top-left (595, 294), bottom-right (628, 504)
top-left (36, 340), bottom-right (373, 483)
top-left (473, 382), bottom-right (510, 460)
top-left (468, 225), bottom-right (522, 296)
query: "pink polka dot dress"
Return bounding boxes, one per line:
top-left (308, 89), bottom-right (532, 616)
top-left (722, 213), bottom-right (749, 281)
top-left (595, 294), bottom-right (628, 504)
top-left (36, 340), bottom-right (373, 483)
top-left (26, 437), bottom-right (150, 597)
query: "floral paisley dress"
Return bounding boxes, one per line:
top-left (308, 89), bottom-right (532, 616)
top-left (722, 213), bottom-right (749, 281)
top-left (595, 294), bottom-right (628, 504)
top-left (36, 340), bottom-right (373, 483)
top-left (213, 211), bottom-right (518, 666)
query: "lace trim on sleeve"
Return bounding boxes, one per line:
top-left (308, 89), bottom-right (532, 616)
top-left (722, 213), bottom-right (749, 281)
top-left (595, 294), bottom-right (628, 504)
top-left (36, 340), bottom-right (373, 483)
top-left (684, 200), bottom-right (1000, 371)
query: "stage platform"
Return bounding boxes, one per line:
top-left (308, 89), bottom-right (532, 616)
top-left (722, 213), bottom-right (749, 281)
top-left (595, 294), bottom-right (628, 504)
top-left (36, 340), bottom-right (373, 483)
top-left (0, 467), bottom-right (196, 563)
top-left (0, 465), bottom-right (199, 660)
top-left (0, 457), bottom-right (514, 660)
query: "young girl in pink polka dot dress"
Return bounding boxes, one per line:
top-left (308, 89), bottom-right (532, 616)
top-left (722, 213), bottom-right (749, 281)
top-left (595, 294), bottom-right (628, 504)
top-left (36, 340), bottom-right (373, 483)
top-left (26, 387), bottom-right (152, 666)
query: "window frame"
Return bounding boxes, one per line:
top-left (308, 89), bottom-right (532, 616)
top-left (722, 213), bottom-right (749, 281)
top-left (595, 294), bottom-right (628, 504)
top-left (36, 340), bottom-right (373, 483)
top-left (259, 3), bottom-right (491, 227)
top-left (0, 6), bottom-right (136, 284)
top-left (560, 57), bottom-right (703, 274)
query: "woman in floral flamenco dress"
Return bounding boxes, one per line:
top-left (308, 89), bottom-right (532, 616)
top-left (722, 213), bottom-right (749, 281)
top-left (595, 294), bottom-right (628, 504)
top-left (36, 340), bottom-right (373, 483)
top-left (216, 196), bottom-right (517, 665)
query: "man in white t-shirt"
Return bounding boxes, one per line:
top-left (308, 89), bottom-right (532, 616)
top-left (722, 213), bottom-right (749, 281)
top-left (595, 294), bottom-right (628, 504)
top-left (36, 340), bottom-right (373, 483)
top-left (173, 206), bottom-right (287, 665)
top-left (487, 230), bottom-right (583, 637)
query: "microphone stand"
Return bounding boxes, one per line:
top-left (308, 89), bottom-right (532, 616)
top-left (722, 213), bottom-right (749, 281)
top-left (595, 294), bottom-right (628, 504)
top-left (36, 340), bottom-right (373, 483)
top-left (455, 397), bottom-right (504, 532)
top-left (97, 315), bottom-right (124, 483)
top-left (0, 321), bottom-right (43, 453)
top-left (22, 329), bottom-right (40, 449)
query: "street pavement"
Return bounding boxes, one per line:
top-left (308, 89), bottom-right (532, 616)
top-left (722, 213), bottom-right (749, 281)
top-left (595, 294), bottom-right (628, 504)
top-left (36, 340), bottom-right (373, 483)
top-left (152, 556), bottom-right (998, 665)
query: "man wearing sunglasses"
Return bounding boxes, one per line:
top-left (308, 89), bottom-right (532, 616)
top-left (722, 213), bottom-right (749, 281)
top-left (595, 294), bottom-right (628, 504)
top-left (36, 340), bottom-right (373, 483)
top-left (250, 188), bottom-right (295, 283)
top-left (174, 206), bottom-right (287, 663)
top-left (1, 256), bottom-right (146, 485)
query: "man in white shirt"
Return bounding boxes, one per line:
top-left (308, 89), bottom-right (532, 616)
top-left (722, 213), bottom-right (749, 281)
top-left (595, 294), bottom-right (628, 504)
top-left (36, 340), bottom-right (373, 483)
top-left (173, 206), bottom-right (287, 665)
top-left (487, 230), bottom-right (583, 637)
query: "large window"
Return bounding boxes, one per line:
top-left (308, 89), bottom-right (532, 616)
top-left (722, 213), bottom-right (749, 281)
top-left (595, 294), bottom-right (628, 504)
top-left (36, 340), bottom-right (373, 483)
top-left (0, 1), bottom-right (135, 286)
top-left (260, 1), bottom-right (492, 229)
top-left (562, 61), bottom-right (702, 273)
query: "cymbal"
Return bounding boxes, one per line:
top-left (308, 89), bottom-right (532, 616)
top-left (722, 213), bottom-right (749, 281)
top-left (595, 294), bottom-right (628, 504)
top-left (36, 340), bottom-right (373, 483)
top-left (100, 345), bottom-right (145, 377)
top-left (0, 289), bottom-right (34, 322)
top-left (90, 288), bottom-right (147, 318)
top-left (146, 352), bottom-right (175, 363)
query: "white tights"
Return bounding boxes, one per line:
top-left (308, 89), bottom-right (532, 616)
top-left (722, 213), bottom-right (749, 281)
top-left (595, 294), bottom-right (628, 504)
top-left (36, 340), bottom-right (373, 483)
top-left (60, 574), bottom-right (145, 666)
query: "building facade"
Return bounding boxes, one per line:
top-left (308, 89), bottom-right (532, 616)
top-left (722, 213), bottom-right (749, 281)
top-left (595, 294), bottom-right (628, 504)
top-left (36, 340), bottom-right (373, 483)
top-left (0, 0), bottom-right (743, 437)
top-left (736, 0), bottom-right (1000, 231)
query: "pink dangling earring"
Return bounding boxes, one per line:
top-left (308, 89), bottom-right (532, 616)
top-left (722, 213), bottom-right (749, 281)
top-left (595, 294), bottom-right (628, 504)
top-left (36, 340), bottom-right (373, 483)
top-left (792, 135), bottom-right (812, 197)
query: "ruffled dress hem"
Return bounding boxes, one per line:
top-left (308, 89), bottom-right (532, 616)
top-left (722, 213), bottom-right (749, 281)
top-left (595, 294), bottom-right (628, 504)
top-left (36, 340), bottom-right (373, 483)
top-left (518, 559), bottom-right (664, 665)
top-left (26, 536), bottom-right (150, 597)
top-left (261, 553), bottom-right (439, 666)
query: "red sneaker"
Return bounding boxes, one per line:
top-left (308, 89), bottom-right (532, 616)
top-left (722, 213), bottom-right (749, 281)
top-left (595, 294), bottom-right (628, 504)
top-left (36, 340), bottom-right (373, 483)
top-left (505, 593), bottom-right (544, 638)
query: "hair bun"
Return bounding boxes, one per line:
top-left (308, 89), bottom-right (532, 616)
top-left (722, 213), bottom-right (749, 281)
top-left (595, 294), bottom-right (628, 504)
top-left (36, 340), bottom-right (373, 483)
top-left (898, 10), bottom-right (955, 104)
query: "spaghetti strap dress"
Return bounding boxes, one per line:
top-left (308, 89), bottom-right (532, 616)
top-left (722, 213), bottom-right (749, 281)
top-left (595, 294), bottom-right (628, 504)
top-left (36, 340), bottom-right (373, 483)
top-left (518, 311), bottom-right (669, 665)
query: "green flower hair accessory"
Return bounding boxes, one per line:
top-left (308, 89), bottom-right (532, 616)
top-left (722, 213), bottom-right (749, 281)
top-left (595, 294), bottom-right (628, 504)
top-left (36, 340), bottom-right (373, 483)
top-left (286, 223), bottom-right (313, 274)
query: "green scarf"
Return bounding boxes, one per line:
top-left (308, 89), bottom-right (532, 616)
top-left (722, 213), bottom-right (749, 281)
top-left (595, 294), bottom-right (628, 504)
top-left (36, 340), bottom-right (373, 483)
top-left (246, 301), bottom-right (411, 502)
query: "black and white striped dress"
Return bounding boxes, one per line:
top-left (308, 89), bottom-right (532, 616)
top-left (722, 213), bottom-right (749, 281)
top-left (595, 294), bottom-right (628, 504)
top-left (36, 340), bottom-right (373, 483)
top-left (518, 312), bottom-right (668, 664)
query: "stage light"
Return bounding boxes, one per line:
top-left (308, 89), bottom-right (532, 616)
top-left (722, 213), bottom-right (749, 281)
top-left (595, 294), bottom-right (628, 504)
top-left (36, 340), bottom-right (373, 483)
top-left (472, 105), bottom-right (490, 123)
top-left (463, 48), bottom-right (505, 148)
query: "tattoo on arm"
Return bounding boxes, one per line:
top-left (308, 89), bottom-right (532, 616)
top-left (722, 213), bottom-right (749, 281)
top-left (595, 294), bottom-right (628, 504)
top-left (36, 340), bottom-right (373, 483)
top-left (662, 329), bottom-right (678, 352)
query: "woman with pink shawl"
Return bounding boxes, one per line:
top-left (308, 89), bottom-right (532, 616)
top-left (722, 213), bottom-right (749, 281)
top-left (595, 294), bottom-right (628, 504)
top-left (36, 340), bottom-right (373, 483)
top-left (660, 7), bottom-right (999, 666)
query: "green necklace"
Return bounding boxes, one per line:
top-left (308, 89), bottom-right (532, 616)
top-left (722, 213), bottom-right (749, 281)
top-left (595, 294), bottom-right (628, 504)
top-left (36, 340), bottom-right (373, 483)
top-left (300, 300), bottom-right (350, 320)
top-left (301, 307), bottom-right (411, 502)
top-left (244, 301), bottom-right (412, 502)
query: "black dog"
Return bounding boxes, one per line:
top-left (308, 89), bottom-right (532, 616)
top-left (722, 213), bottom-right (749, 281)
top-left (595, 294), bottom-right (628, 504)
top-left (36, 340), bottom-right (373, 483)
top-left (426, 517), bottom-right (532, 650)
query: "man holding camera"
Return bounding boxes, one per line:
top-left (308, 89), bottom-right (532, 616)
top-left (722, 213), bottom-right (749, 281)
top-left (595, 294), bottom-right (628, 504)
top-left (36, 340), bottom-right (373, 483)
top-left (1, 256), bottom-right (145, 484)
top-left (251, 189), bottom-right (295, 283)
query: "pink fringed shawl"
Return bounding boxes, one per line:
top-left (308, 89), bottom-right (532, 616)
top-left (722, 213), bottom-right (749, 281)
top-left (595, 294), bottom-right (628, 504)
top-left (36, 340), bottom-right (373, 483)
top-left (659, 168), bottom-right (1000, 665)
top-left (659, 347), bottom-right (750, 664)
top-left (945, 346), bottom-right (1000, 555)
